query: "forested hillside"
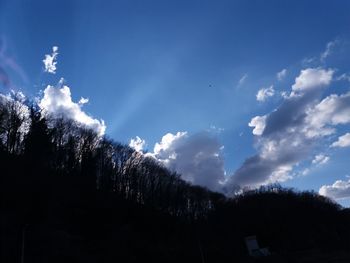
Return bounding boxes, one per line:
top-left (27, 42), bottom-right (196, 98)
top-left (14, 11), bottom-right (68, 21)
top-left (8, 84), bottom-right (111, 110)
top-left (1, 94), bottom-right (350, 262)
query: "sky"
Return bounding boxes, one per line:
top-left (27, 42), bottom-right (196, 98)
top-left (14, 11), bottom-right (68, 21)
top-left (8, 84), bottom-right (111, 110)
top-left (1, 0), bottom-right (350, 206)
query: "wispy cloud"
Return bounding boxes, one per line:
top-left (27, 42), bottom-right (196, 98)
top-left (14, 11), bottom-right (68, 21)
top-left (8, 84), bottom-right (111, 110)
top-left (320, 40), bottom-right (339, 62)
top-left (312, 154), bottom-right (329, 165)
top-left (337, 73), bottom-right (350, 82)
top-left (277, 69), bottom-right (287, 81)
top-left (208, 125), bottom-right (225, 133)
top-left (237, 73), bottom-right (248, 86)
top-left (302, 39), bottom-right (340, 66)
top-left (0, 66), bottom-right (10, 87)
top-left (0, 36), bottom-right (29, 86)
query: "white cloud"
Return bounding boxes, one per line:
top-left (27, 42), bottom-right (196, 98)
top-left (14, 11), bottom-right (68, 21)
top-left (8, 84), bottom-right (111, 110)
top-left (39, 85), bottom-right (106, 136)
top-left (256, 86), bottom-right (275, 102)
top-left (277, 69), bottom-right (287, 81)
top-left (129, 136), bottom-right (146, 152)
top-left (280, 91), bottom-right (289, 99)
top-left (149, 131), bottom-right (226, 191)
top-left (78, 97), bottom-right (89, 105)
top-left (292, 68), bottom-right (333, 92)
top-left (313, 92), bottom-right (350, 125)
top-left (238, 73), bottom-right (248, 86)
top-left (153, 131), bottom-right (187, 156)
top-left (319, 179), bottom-right (350, 200)
top-left (312, 154), bottom-right (329, 165)
top-left (331, 133), bottom-right (350, 148)
top-left (304, 91), bottom-right (350, 138)
top-left (266, 164), bottom-right (293, 184)
top-left (248, 115), bottom-right (266, 136)
top-left (43, 46), bottom-right (59, 74)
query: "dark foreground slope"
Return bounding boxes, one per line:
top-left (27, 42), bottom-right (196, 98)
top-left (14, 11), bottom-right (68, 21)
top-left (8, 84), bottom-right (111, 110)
top-left (205, 188), bottom-right (350, 262)
top-left (2, 170), bottom-right (350, 263)
top-left (1, 96), bottom-right (350, 262)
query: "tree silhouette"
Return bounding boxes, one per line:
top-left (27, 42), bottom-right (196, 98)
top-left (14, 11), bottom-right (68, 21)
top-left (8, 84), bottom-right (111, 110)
top-left (1, 96), bottom-right (350, 263)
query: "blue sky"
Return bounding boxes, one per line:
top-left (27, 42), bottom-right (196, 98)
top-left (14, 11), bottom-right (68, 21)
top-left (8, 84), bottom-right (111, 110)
top-left (1, 0), bottom-right (350, 205)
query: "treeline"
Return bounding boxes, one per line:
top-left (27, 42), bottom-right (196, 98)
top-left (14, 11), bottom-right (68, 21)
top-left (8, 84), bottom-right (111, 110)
top-left (2, 93), bottom-right (350, 262)
top-left (0, 93), bottom-right (224, 221)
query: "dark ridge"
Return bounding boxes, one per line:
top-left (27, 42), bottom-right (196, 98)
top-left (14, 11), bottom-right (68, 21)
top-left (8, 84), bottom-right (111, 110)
top-left (1, 93), bottom-right (350, 262)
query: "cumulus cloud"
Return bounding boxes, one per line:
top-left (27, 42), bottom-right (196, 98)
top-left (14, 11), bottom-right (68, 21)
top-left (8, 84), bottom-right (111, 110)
top-left (248, 115), bottom-right (266, 136)
top-left (43, 46), bottom-right (59, 74)
top-left (312, 154), bottom-right (329, 165)
top-left (331, 133), bottom-right (350, 148)
top-left (277, 69), bottom-right (287, 81)
top-left (148, 131), bottom-right (225, 191)
top-left (229, 68), bottom-right (337, 189)
top-left (319, 179), bottom-right (350, 200)
top-left (256, 86), bottom-right (275, 102)
top-left (152, 131), bottom-right (187, 156)
top-left (39, 85), bottom-right (106, 136)
top-left (129, 136), bottom-right (146, 152)
top-left (292, 68), bottom-right (333, 92)
top-left (304, 91), bottom-right (350, 138)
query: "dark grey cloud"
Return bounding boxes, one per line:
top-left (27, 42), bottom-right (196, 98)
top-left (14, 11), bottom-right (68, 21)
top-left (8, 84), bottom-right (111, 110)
top-left (263, 90), bottom-right (321, 137)
top-left (231, 132), bottom-right (313, 188)
top-left (137, 68), bottom-right (349, 194)
top-left (149, 131), bottom-right (225, 191)
top-left (229, 68), bottom-right (336, 189)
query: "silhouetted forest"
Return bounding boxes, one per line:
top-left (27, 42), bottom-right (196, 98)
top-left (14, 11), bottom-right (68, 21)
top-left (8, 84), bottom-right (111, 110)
top-left (1, 94), bottom-right (350, 262)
